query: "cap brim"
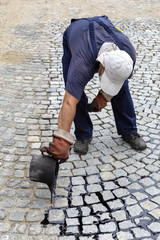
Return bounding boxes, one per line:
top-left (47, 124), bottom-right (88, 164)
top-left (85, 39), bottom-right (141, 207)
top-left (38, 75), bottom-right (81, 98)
top-left (100, 71), bottom-right (124, 96)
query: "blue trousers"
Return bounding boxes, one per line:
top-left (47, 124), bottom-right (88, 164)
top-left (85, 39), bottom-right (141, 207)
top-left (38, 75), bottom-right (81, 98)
top-left (62, 30), bottom-right (137, 140)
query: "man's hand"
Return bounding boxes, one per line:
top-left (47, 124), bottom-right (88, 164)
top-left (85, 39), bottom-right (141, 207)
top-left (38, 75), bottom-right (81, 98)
top-left (41, 129), bottom-right (74, 163)
top-left (87, 90), bottom-right (109, 112)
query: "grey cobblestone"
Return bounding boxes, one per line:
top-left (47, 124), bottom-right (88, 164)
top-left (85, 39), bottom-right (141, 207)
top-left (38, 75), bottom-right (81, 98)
top-left (82, 216), bottom-right (97, 225)
top-left (99, 234), bottom-right (114, 240)
top-left (71, 195), bottom-right (84, 206)
top-left (81, 206), bottom-right (91, 216)
top-left (54, 197), bottom-right (68, 208)
top-left (45, 224), bottom-right (60, 235)
top-left (107, 199), bottom-right (124, 210)
top-left (132, 227), bottom-right (151, 238)
top-left (26, 211), bottom-right (44, 222)
top-left (111, 209), bottom-right (127, 221)
top-left (148, 222), bottom-right (160, 233)
top-left (72, 168), bottom-right (86, 176)
top-left (11, 223), bottom-right (28, 234)
top-left (49, 209), bottom-right (65, 222)
top-left (71, 176), bottom-right (85, 185)
top-left (84, 193), bottom-right (100, 205)
top-left (87, 183), bottom-right (102, 193)
top-left (149, 208), bottom-right (160, 220)
top-left (66, 208), bottom-right (79, 218)
top-left (66, 217), bottom-right (79, 226)
top-left (28, 224), bottom-right (43, 235)
top-left (119, 220), bottom-right (135, 230)
top-left (99, 221), bottom-right (117, 233)
top-left (101, 190), bottom-right (115, 201)
top-left (83, 224), bottom-right (98, 234)
top-left (92, 203), bottom-right (107, 213)
top-left (127, 204), bottom-right (144, 217)
top-left (59, 237), bottom-right (75, 240)
top-left (34, 189), bottom-right (50, 199)
top-left (9, 210), bottom-right (25, 222)
top-left (66, 226), bottom-right (79, 234)
top-left (72, 185), bottom-right (86, 195)
top-left (0, 223), bottom-right (11, 232)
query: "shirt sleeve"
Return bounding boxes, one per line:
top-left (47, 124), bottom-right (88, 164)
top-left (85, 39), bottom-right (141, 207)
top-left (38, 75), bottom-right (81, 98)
top-left (65, 55), bottom-right (95, 101)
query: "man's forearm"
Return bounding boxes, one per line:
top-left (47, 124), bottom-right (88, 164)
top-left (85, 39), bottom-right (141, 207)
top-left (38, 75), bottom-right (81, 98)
top-left (58, 91), bottom-right (78, 132)
top-left (41, 92), bottom-right (77, 161)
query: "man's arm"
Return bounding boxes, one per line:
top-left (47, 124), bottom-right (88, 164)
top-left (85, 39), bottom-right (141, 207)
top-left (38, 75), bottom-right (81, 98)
top-left (58, 91), bottom-right (79, 132)
top-left (41, 91), bottom-right (78, 161)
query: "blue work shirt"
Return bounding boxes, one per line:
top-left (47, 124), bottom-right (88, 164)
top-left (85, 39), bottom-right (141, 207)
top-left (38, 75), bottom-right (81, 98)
top-left (64, 16), bottom-right (136, 101)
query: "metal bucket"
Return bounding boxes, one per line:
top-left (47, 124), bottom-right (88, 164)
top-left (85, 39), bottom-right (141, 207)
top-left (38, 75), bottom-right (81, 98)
top-left (29, 154), bottom-right (59, 203)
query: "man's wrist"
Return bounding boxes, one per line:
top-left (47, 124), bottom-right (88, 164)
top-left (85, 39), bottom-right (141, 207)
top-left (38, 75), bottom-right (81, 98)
top-left (53, 128), bottom-right (75, 144)
top-left (100, 89), bottom-right (112, 101)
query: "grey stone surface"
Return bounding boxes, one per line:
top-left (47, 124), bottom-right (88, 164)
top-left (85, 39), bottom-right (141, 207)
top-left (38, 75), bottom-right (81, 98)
top-left (99, 222), bottom-right (117, 233)
top-left (49, 209), bottom-right (65, 222)
top-left (9, 210), bottom-right (25, 222)
top-left (82, 224), bottom-right (98, 234)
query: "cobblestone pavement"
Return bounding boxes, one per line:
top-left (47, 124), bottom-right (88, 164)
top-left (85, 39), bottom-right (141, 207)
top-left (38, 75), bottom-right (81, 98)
top-left (0, 0), bottom-right (160, 239)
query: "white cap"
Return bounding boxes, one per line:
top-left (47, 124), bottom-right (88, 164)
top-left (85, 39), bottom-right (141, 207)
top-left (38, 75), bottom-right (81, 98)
top-left (97, 42), bottom-right (133, 96)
